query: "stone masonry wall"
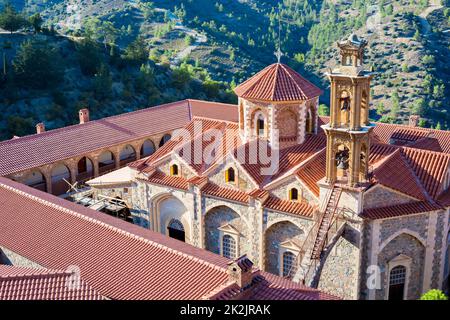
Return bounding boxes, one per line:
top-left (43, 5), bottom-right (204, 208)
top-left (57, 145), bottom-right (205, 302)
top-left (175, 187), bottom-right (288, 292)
top-left (363, 185), bottom-right (413, 210)
top-left (376, 233), bottom-right (425, 300)
top-left (317, 225), bottom-right (361, 299)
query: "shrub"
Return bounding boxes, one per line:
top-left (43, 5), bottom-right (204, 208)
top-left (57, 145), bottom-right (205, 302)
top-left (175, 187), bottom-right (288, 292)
top-left (419, 290), bottom-right (448, 300)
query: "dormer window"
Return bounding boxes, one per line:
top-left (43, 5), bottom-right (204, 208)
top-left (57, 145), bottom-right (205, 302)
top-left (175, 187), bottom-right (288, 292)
top-left (289, 188), bottom-right (299, 201)
top-left (170, 164), bottom-right (179, 176)
top-left (225, 167), bottom-right (236, 183)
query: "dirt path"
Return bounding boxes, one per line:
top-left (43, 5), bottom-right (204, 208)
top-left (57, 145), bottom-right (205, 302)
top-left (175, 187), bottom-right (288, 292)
top-left (153, 8), bottom-right (207, 66)
top-left (418, 0), bottom-right (443, 36)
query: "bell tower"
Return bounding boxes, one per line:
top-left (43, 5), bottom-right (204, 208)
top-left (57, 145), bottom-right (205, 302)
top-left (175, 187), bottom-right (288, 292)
top-left (322, 34), bottom-right (375, 187)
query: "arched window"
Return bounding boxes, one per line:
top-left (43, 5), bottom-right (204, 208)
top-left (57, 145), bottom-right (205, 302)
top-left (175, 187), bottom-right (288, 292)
top-left (388, 265), bottom-right (406, 300)
top-left (282, 251), bottom-right (296, 277)
top-left (170, 164), bottom-right (179, 176)
top-left (289, 188), bottom-right (299, 201)
top-left (225, 167), bottom-right (235, 183)
top-left (167, 218), bottom-right (185, 242)
top-left (222, 235), bottom-right (236, 259)
top-left (257, 114), bottom-right (265, 136)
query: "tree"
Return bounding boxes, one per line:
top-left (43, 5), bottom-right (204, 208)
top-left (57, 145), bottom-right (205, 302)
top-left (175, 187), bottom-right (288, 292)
top-left (94, 63), bottom-right (113, 100)
top-left (318, 104), bottom-right (330, 116)
top-left (13, 40), bottom-right (64, 89)
top-left (0, 2), bottom-right (28, 34)
top-left (76, 38), bottom-right (103, 76)
top-left (29, 13), bottom-right (43, 33)
top-left (420, 289), bottom-right (448, 300)
top-left (123, 37), bottom-right (148, 65)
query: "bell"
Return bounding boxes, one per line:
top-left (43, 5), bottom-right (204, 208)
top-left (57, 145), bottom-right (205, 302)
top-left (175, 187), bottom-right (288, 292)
top-left (341, 99), bottom-right (350, 111)
top-left (337, 158), bottom-right (349, 170)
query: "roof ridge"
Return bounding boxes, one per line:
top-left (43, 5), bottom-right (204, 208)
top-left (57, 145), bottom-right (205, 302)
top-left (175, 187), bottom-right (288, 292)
top-left (0, 269), bottom-right (73, 280)
top-left (401, 144), bottom-right (450, 157)
top-left (398, 150), bottom-right (433, 202)
top-left (280, 64), bottom-right (306, 99)
top-left (0, 181), bottom-right (226, 274)
top-left (271, 64), bottom-right (281, 100)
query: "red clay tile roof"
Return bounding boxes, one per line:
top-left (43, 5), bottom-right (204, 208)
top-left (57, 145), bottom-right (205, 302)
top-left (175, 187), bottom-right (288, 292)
top-left (372, 150), bottom-right (428, 201)
top-left (201, 183), bottom-right (250, 204)
top-left (0, 100), bottom-right (238, 177)
top-left (263, 196), bottom-right (315, 218)
top-left (0, 177), bottom-right (335, 300)
top-left (250, 272), bottom-right (338, 300)
top-left (319, 116), bottom-right (450, 154)
top-left (146, 171), bottom-right (189, 190)
top-left (206, 272), bottom-right (339, 300)
top-left (0, 265), bottom-right (104, 300)
top-left (0, 177), bottom-right (230, 300)
top-left (234, 63), bottom-right (323, 102)
top-left (400, 147), bottom-right (450, 199)
top-left (296, 150), bottom-right (326, 197)
top-left (361, 201), bottom-right (443, 219)
top-left (188, 99), bottom-right (238, 123)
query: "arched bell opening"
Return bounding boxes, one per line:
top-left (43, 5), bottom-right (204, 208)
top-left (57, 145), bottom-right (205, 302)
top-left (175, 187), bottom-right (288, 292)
top-left (335, 144), bottom-right (350, 180)
top-left (338, 91), bottom-right (351, 127)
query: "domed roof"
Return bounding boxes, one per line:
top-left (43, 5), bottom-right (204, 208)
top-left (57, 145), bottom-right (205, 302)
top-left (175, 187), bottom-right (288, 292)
top-left (234, 63), bottom-right (322, 102)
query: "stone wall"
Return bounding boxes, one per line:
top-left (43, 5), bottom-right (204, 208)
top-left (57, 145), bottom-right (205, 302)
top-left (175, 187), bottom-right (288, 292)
top-left (317, 225), bottom-right (361, 299)
top-left (264, 221), bottom-right (304, 275)
top-left (269, 177), bottom-right (318, 206)
top-left (204, 205), bottom-right (250, 257)
top-left (363, 185), bottom-right (413, 210)
top-left (208, 161), bottom-right (254, 191)
top-left (376, 233), bottom-right (425, 300)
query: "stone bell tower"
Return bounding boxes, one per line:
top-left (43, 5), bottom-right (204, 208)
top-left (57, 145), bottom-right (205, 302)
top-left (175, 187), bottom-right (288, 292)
top-left (322, 34), bottom-right (375, 187)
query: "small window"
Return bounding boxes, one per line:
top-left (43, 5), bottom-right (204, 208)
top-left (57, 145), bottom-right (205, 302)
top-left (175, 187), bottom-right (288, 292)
top-left (257, 115), bottom-right (265, 136)
top-left (225, 167), bottom-right (235, 183)
top-left (282, 251), bottom-right (296, 277)
top-left (289, 188), bottom-right (299, 201)
top-left (388, 265), bottom-right (406, 300)
top-left (170, 164), bottom-right (179, 176)
top-left (222, 235), bottom-right (236, 259)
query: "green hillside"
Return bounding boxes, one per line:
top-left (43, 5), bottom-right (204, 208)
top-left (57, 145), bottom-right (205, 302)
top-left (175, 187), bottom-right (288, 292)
top-left (0, 0), bottom-right (449, 141)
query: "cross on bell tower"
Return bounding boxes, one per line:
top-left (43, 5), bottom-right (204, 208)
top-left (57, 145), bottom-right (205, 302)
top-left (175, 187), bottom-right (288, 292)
top-left (322, 34), bottom-right (375, 187)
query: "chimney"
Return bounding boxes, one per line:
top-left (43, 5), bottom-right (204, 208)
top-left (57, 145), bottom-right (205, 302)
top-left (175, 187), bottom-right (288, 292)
top-left (79, 108), bottom-right (90, 124)
top-left (227, 255), bottom-right (256, 290)
top-left (36, 122), bottom-right (45, 134)
top-left (409, 115), bottom-right (420, 127)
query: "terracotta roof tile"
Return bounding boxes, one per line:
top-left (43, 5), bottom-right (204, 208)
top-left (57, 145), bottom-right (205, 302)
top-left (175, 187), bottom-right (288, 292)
top-left (0, 265), bottom-right (104, 300)
top-left (296, 150), bottom-right (326, 197)
top-left (0, 178), bottom-right (335, 300)
top-left (0, 177), bottom-right (231, 300)
top-left (201, 183), bottom-right (250, 203)
top-left (372, 150), bottom-right (428, 200)
top-left (188, 99), bottom-right (238, 123)
top-left (234, 63), bottom-right (322, 102)
top-left (319, 116), bottom-right (450, 154)
top-left (0, 100), bottom-right (239, 177)
top-left (361, 201), bottom-right (443, 219)
top-left (146, 171), bottom-right (189, 190)
top-left (263, 196), bottom-right (315, 218)
top-left (400, 147), bottom-right (450, 199)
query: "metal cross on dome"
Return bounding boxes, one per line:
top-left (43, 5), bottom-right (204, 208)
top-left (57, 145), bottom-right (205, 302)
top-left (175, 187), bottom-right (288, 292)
top-left (274, 47), bottom-right (283, 63)
top-left (274, 11), bottom-right (283, 63)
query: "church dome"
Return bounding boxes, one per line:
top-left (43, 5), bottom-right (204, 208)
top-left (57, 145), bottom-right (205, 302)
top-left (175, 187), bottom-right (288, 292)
top-left (234, 63), bottom-right (322, 102)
